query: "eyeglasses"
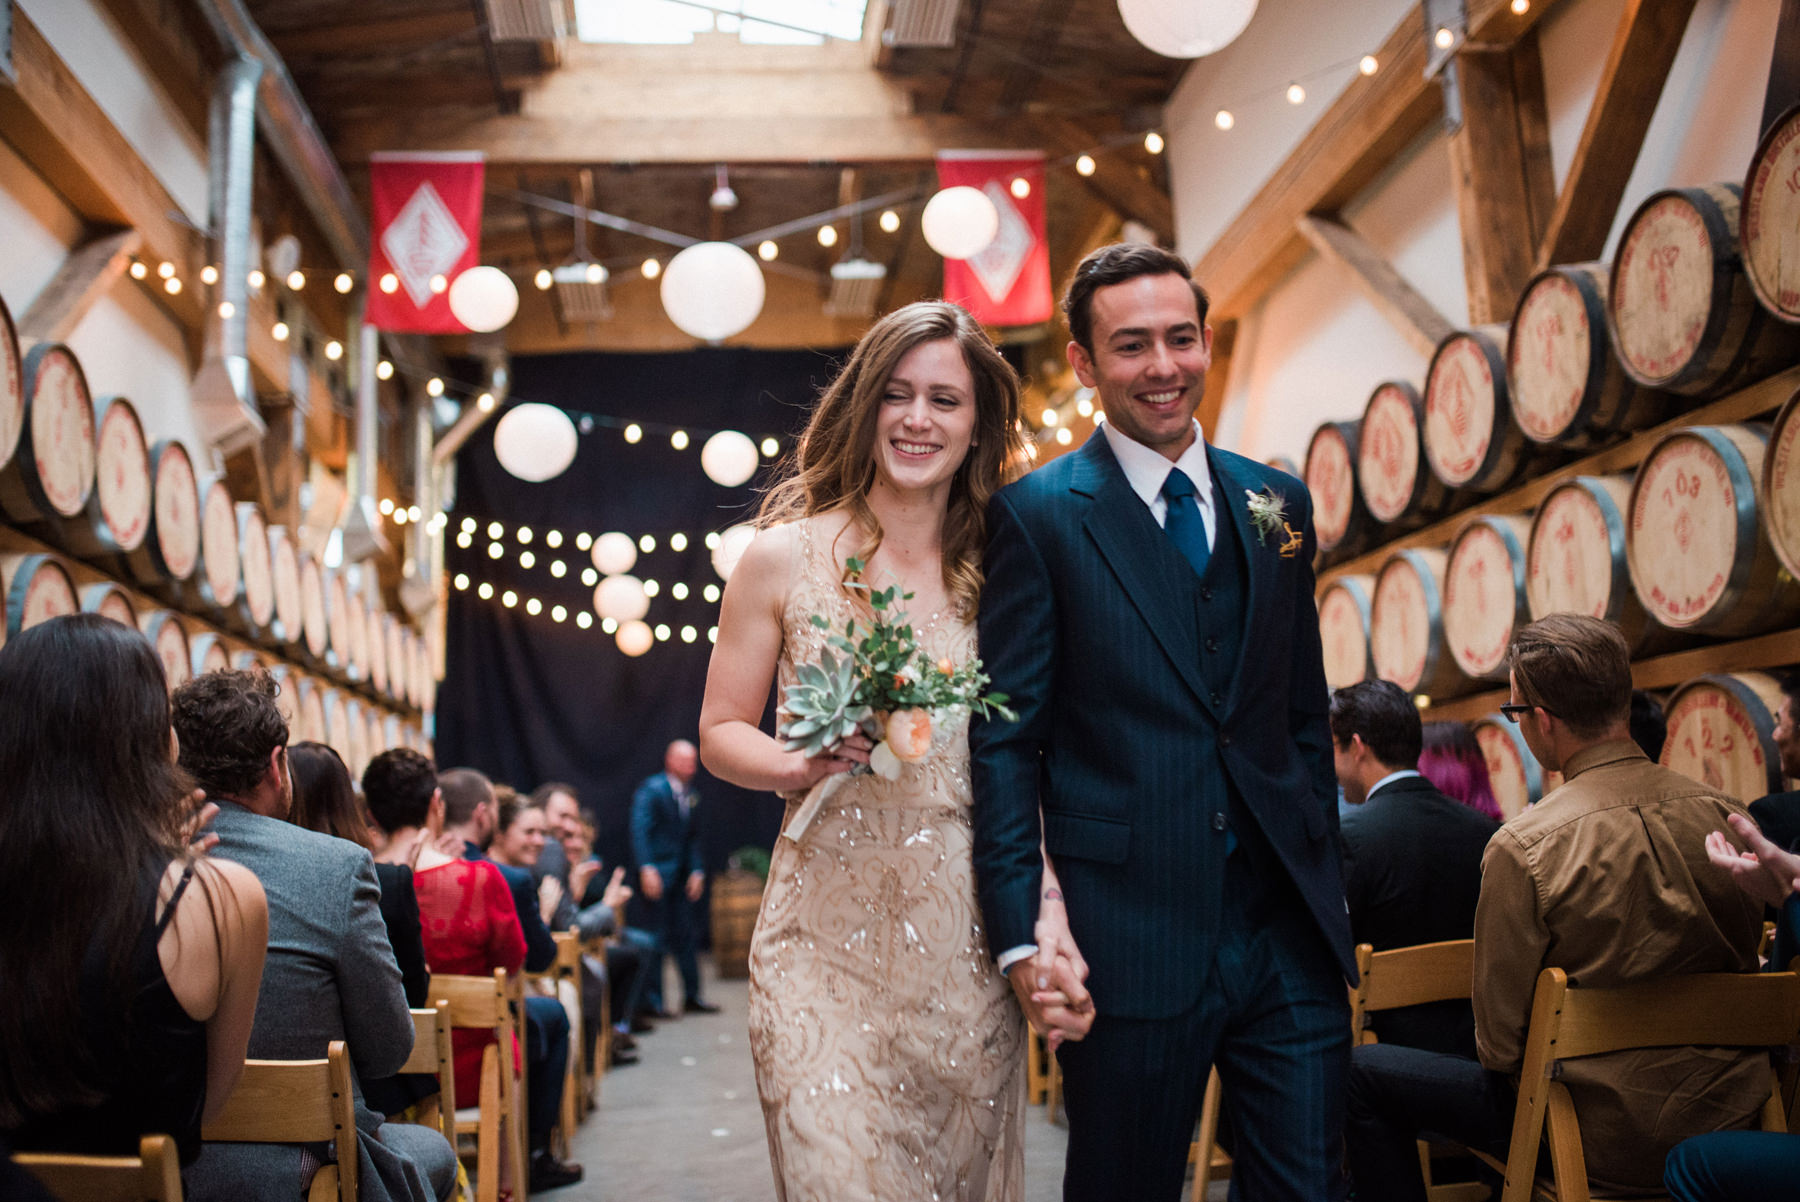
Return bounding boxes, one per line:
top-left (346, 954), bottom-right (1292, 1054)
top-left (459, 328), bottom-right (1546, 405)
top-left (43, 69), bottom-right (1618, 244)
top-left (1500, 703), bottom-right (1549, 724)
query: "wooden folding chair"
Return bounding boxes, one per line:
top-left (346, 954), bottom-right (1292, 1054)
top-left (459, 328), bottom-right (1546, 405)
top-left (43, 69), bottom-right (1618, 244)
top-left (395, 999), bottom-right (456, 1143)
top-left (434, 969), bottom-right (531, 1202)
top-left (1026, 1030), bottom-right (1050, 1105)
top-left (580, 932), bottom-right (615, 1108)
top-left (15, 1133), bottom-right (184, 1202)
top-left (1472, 968), bottom-right (1800, 1202)
top-left (533, 931), bottom-right (585, 1153)
top-left (1187, 1067), bottom-right (1232, 1202)
top-left (200, 1040), bottom-right (359, 1202)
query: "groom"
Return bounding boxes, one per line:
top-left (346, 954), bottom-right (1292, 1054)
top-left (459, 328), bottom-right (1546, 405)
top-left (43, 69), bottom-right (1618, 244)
top-left (971, 243), bottom-right (1355, 1200)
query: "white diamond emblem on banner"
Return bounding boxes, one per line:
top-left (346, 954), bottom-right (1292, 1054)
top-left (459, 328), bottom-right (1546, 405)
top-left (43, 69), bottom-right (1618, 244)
top-left (966, 182), bottom-right (1033, 303)
top-left (380, 181), bottom-right (470, 308)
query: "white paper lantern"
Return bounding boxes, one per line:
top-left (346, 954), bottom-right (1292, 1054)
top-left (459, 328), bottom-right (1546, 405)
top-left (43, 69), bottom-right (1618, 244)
top-left (593, 574), bottom-right (650, 623)
top-left (448, 265), bottom-right (520, 333)
top-left (659, 241), bottom-right (766, 342)
top-left (492, 403), bottom-right (578, 483)
top-left (1117, 0), bottom-right (1257, 58)
top-left (616, 619), bottom-right (654, 657)
top-left (711, 523), bottom-right (758, 582)
top-left (591, 531), bottom-right (638, 576)
top-left (920, 187), bottom-right (1000, 260)
top-left (701, 430), bottom-right (760, 488)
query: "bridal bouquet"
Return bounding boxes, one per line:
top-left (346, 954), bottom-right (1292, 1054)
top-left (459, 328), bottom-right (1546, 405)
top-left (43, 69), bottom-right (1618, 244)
top-left (777, 557), bottom-right (1015, 839)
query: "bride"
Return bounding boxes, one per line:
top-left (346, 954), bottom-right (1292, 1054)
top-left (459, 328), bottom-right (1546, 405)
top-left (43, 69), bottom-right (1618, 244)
top-left (699, 301), bottom-right (1090, 1201)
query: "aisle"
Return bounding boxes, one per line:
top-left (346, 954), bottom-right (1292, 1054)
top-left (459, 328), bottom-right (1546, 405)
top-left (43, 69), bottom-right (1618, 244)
top-left (562, 957), bottom-right (1075, 1201)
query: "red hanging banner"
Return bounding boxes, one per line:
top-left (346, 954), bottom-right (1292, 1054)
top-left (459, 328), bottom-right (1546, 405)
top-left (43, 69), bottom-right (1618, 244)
top-left (936, 151), bottom-right (1051, 327)
top-left (366, 152), bottom-right (486, 333)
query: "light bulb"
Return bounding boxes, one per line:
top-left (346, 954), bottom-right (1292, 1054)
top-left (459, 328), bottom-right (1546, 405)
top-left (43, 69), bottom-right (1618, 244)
top-left (520, 551), bottom-right (535, 569)
top-left (272, 321), bottom-right (289, 342)
top-left (546, 530), bottom-right (563, 548)
top-left (643, 580), bottom-right (660, 597)
top-left (164, 277), bottom-right (182, 295)
top-left (671, 430), bottom-right (689, 450)
top-left (1286, 82), bottom-right (1306, 105)
top-left (639, 534), bottom-right (657, 553)
top-left (200, 264), bottom-right (219, 285)
top-left (670, 532), bottom-right (688, 551)
top-left (287, 270), bottom-right (305, 290)
top-left (454, 573), bottom-right (470, 590)
top-left (585, 263), bottom-right (605, 284)
top-left (1215, 109), bottom-right (1235, 130)
top-left (704, 584), bottom-right (720, 603)
top-left (129, 261), bottom-right (148, 280)
top-left (335, 272), bottom-right (353, 293)
top-left (817, 225), bottom-right (838, 248)
top-left (758, 240), bottom-right (779, 261)
top-left (380, 273), bottom-right (398, 294)
top-left (377, 360), bottom-right (394, 380)
top-left (1360, 54), bottom-right (1379, 75)
top-left (1010, 177), bottom-right (1031, 199)
top-left (1056, 427), bottom-right (1073, 445)
top-left (501, 590), bottom-right (517, 608)
top-left (624, 423), bottom-right (642, 444)
top-left (576, 532), bottom-right (593, 550)
top-left (1510, 0), bottom-right (1528, 12)
top-left (761, 437), bottom-right (779, 457)
top-left (642, 259), bottom-right (661, 279)
top-left (552, 605), bottom-right (567, 622)
top-left (477, 393), bottom-right (496, 412)
top-left (1041, 408), bottom-right (1059, 427)
top-left (380, 498), bottom-right (395, 515)
top-left (879, 210), bottom-right (900, 233)
top-left (487, 543), bottom-right (503, 560)
top-left (217, 300), bottom-right (236, 319)
top-left (681, 626), bottom-right (697, 643)
top-left (672, 582), bottom-right (689, 599)
top-left (517, 526), bottom-right (532, 544)
top-left (428, 273), bottom-right (447, 294)
top-left (477, 582), bottom-right (493, 600)
top-left (247, 268), bottom-right (266, 289)
top-left (577, 612), bottom-right (593, 629)
top-left (1434, 26), bottom-right (1455, 48)
top-left (525, 598), bottom-right (542, 616)
top-left (1144, 131), bottom-right (1164, 154)
top-left (551, 561), bottom-right (567, 578)
top-left (708, 626), bottom-right (719, 643)
top-left (325, 340), bottom-right (343, 361)
top-left (158, 261), bottom-right (175, 279)
top-left (427, 377), bottom-right (444, 397)
top-left (534, 268), bottom-right (552, 290)
top-left (488, 522), bottom-right (504, 539)
top-left (1075, 155), bottom-right (1096, 177)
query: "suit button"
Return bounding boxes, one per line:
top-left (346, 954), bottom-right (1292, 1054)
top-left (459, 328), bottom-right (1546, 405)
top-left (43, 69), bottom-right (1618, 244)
top-left (1205, 636), bottom-right (1220, 652)
top-left (1220, 733), bottom-right (1233, 748)
top-left (1212, 691), bottom-right (1224, 705)
top-left (1201, 586), bottom-right (1214, 601)
top-left (1212, 813), bottom-right (1228, 832)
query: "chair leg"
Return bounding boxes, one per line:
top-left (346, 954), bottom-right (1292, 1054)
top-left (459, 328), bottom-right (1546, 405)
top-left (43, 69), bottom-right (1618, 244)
top-left (1027, 1031), bottom-right (1049, 1105)
top-left (477, 1056), bottom-right (501, 1202)
top-left (1047, 1049), bottom-right (1063, 1126)
top-left (1191, 1067), bottom-right (1229, 1202)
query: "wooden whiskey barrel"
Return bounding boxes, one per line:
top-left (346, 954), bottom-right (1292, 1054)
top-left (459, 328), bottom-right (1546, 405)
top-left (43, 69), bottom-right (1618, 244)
top-left (1305, 421), bottom-right (1368, 557)
top-left (1317, 574), bottom-right (1375, 690)
top-left (1358, 381), bottom-right (1457, 527)
top-left (1, 552), bottom-right (77, 640)
top-left (1526, 475), bottom-right (1660, 652)
top-left (188, 631), bottom-right (231, 678)
top-left (1661, 672), bottom-right (1787, 802)
top-left (0, 343), bottom-right (97, 530)
top-left (321, 687), bottom-right (349, 759)
top-left (1471, 714), bottom-right (1549, 820)
top-left (139, 610), bottom-right (191, 693)
top-left (122, 440), bottom-right (200, 588)
top-left (0, 293), bottom-right (24, 472)
top-left (294, 675), bottom-right (327, 745)
top-left (1508, 263), bottom-right (1669, 449)
top-left (1761, 390), bottom-right (1800, 581)
top-left (1609, 184), bottom-right (1800, 396)
top-left (710, 868), bottom-right (764, 980)
top-left (67, 396), bottom-right (152, 559)
top-left (1425, 325), bottom-right (1536, 494)
top-left (267, 525), bottom-right (303, 649)
top-left (1741, 104), bottom-right (1800, 324)
top-left (366, 600), bottom-right (390, 697)
top-left (345, 577), bottom-right (371, 683)
top-left (1443, 515), bottom-right (1532, 682)
top-left (298, 549), bottom-right (330, 663)
top-left (1627, 424), bottom-right (1800, 637)
top-left (413, 633), bottom-right (435, 713)
top-left (186, 479), bottom-right (240, 617)
top-left (364, 704), bottom-right (385, 759)
top-left (79, 581), bottom-right (137, 628)
top-left (343, 697), bottom-right (369, 780)
top-left (1369, 548), bottom-right (1470, 699)
top-left (233, 503), bottom-right (274, 637)
top-left (384, 614), bottom-right (408, 703)
top-left (325, 566), bottom-right (353, 674)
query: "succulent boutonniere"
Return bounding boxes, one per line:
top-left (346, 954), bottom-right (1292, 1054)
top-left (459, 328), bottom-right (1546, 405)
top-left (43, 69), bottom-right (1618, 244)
top-left (1245, 488), bottom-right (1305, 559)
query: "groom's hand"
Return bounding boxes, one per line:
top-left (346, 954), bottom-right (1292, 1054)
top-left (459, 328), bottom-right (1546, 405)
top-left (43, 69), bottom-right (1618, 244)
top-left (1008, 955), bottom-right (1094, 1049)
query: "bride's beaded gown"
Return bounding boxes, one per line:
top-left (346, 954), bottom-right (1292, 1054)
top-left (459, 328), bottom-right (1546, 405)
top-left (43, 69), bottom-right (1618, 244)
top-left (747, 518), bottom-right (1026, 1202)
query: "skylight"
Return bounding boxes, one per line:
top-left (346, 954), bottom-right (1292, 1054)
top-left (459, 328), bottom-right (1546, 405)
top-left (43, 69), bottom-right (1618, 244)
top-left (574, 0), bottom-right (869, 46)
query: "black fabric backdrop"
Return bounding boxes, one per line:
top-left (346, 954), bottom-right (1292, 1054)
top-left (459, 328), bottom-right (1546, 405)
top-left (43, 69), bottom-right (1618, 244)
top-left (436, 346), bottom-right (856, 928)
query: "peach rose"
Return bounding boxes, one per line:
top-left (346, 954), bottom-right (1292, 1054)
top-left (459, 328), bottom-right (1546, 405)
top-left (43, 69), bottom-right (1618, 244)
top-left (885, 707), bottom-right (933, 761)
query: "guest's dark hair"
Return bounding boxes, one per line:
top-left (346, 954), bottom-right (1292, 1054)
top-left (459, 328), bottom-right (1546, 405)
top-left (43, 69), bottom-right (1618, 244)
top-left (530, 781), bottom-right (580, 808)
top-left (0, 615), bottom-right (196, 1124)
top-left (1419, 721), bottom-right (1502, 821)
top-left (289, 741), bottom-right (372, 849)
top-left (1063, 242), bottom-right (1209, 354)
top-left (363, 748), bottom-right (439, 833)
top-left (438, 767), bottom-right (495, 827)
top-left (1507, 615), bottom-right (1632, 738)
top-left (1629, 690), bottom-right (1668, 762)
top-left (497, 790), bottom-right (538, 837)
top-left (1328, 679), bottom-right (1422, 768)
top-left (1778, 673), bottom-right (1800, 715)
top-left (171, 669), bottom-right (288, 800)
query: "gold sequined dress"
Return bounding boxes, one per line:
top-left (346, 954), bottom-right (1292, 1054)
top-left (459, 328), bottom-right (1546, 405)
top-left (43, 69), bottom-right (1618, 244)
top-left (748, 518), bottom-right (1026, 1202)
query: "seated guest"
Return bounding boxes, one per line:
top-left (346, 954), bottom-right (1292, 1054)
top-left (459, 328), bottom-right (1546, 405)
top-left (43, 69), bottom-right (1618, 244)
top-left (1418, 720), bottom-right (1504, 821)
top-left (173, 671), bottom-right (456, 1202)
top-left (0, 616), bottom-right (266, 1163)
top-left (1631, 688), bottom-right (1669, 762)
top-left (435, 767), bottom-right (583, 1190)
top-left (1662, 812), bottom-right (1800, 1199)
top-left (1333, 682), bottom-right (1498, 1056)
top-left (1747, 673), bottom-right (1800, 852)
top-left (1346, 615), bottom-right (1766, 1202)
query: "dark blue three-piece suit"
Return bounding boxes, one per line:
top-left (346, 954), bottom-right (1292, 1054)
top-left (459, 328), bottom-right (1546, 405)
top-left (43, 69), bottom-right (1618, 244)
top-left (971, 432), bottom-right (1356, 1201)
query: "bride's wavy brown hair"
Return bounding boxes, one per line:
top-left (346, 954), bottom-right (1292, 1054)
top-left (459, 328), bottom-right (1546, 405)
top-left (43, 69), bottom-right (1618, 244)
top-left (758, 301), bottom-right (1028, 613)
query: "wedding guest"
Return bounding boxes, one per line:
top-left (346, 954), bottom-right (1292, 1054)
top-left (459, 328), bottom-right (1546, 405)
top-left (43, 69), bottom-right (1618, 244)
top-left (630, 740), bottom-right (717, 1015)
top-left (0, 616), bottom-right (266, 1164)
top-left (1346, 615), bottom-right (1765, 1202)
top-left (1747, 673), bottom-right (1800, 852)
top-left (1417, 720), bottom-right (1503, 821)
top-left (1631, 688), bottom-right (1669, 762)
top-left (173, 671), bottom-right (456, 1202)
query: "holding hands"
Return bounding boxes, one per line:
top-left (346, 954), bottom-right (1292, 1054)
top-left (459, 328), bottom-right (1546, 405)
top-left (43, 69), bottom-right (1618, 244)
top-left (1007, 889), bottom-right (1095, 1050)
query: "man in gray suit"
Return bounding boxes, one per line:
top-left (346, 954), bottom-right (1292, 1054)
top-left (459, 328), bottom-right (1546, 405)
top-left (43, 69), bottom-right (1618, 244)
top-left (171, 670), bottom-right (456, 1202)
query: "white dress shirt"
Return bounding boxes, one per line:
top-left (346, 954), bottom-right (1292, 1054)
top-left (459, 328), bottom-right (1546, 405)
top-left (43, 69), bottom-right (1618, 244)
top-left (997, 419), bottom-right (1215, 975)
top-left (1364, 768), bottom-right (1423, 803)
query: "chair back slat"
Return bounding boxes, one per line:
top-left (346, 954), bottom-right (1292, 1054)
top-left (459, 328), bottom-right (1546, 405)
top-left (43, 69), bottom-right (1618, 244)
top-left (1362, 940), bottom-right (1476, 1013)
top-left (399, 1001), bottom-right (447, 1075)
top-left (430, 969), bottom-right (510, 1035)
top-left (1551, 971), bottom-right (1800, 1060)
top-left (16, 1134), bottom-right (183, 1202)
top-left (200, 1042), bottom-right (358, 1202)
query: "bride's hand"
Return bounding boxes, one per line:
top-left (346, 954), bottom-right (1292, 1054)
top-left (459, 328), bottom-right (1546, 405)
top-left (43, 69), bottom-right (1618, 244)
top-left (784, 733), bottom-right (874, 790)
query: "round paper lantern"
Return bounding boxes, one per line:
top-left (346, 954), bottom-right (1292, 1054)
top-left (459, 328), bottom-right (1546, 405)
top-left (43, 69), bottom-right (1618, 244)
top-left (593, 574), bottom-right (650, 623)
top-left (920, 187), bottom-right (1000, 260)
top-left (701, 430), bottom-right (759, 488)
top-left (659, 241), bottom-right (766, 342)
top-left (591, 531), bottom-right (638, 576)
top-left (448, 265), bottom-right (520, 333)
top-left (492, 403), bottom-right (578, 483)
top-left (711, 523), bottom-right (758, 582)
top-left (1117, 0), bottom-right (1257, 58)
top-left (616, 619), bottom-right (654, 657)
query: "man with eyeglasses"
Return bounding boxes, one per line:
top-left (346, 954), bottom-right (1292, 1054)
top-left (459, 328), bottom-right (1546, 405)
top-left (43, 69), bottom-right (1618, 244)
top-left (1345, 614), bottom-right (1767, 1202)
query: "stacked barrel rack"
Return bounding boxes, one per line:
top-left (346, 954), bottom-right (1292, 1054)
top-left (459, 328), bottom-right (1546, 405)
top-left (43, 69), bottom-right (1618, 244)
top-left (1305, 104), bottom-right (1800, 820)
top-left (0, 288), bottom-right (435, 778)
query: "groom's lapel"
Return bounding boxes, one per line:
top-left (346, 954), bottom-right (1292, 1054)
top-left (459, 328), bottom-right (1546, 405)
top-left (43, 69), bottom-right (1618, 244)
top-left (1209, 445), bottom-right (1276, 710)
top-left (1071, 436), bottom-right (1216, 719)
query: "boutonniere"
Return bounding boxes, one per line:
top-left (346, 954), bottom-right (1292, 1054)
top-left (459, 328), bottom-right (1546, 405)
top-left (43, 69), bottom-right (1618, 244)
top-left (1245, 488), bottom-right (1305, 559)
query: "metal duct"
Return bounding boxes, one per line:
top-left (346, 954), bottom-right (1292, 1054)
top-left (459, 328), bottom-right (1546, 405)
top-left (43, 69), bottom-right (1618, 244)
top-left (192, 54), bottom-right (265, 456)
top-left (887, 0), bottom-right (961, 46)
top-left (484, 0), bottom-right (568, 42)
top-left (339, 318), bottom-right (388, 563)
top-left (825, 258), bottom-right (886, 318)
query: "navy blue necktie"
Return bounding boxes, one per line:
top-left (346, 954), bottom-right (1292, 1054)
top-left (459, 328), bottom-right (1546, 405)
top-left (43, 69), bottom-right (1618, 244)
top-left (1161, 467), bottom-right (1211, 579)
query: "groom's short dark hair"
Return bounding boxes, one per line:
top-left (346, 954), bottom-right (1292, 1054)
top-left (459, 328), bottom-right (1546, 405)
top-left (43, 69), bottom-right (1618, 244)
top-left (1328, 680), bottom-right (1422, 769)
top-left (1063, 243), bottom-right (1210, 354)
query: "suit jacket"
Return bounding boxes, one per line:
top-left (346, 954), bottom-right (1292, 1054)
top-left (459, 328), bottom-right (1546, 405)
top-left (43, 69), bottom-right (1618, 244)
top-left (631, 772), bottom-right (701, 883)
top-left (971, 433), bottom-right (1353, 1020)
top-left (1340, 773), bottom-right (1498, 1055)
top-left (534, 839), bottom-right (618, 940)
top-left (462, 844), bottom-right (556, 974)
top-left (374, 862), bottom-right (430, 1008)
top-left (1749, 789), bottom-right (1800, 852)
top-left (185, 803), bottom-right (430, 1202)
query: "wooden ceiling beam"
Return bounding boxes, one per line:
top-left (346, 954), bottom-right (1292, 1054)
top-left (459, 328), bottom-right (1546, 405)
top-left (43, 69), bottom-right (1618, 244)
top-left (1037, 117), bottom-right (1172, 240)
top-left (270, 11), bottom-right (478, 59)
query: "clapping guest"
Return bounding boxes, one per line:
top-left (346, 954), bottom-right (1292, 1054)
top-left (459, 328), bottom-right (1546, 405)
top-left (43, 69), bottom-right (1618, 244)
top-left (1417, 720), bottom-right (1504, 821)
top-left (0, 616), bottom-right (267, 1164)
